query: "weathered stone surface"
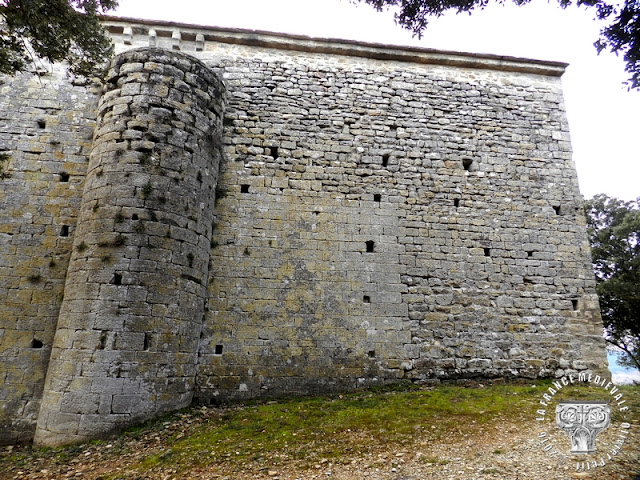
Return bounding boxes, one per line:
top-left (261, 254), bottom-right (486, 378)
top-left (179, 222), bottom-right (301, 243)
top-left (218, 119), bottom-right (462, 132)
top-left (29, 48), bottom-right (225, 447)
top-left (0, 20), bottom-right (608, 446)
top-left (0, 68), bottom-right (97, 445)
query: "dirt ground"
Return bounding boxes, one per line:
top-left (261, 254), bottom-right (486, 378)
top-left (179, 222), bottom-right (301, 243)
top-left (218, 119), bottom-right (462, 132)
top-left (1, 407), bottom-right (638, 480)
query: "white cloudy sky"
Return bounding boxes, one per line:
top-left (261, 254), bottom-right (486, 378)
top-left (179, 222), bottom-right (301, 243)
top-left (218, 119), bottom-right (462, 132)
top-left (608, 352), bottom-right (640, 384)
top-left (111, 0), bottom-right (640, 201)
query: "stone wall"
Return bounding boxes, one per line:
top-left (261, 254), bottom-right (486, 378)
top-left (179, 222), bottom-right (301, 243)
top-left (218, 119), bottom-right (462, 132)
top-left (0, 19), bottom-right (608, 445)
top-left (0, 71), bottom-right (96, 444)
top-left (196, 39), bottom-right (605, 403)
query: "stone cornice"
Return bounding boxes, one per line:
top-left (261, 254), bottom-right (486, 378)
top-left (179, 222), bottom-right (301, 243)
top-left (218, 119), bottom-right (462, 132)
top-left (101, 16), bottom-right (568, 77)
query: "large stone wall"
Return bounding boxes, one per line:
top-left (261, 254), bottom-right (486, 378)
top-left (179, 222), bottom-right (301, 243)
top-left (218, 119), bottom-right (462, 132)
top-left (0, 71), bottom-right (97, 444)
top-left (196, 37), bottom-right (605, 403)
top-left (0, 18), bottom-right (608, 445)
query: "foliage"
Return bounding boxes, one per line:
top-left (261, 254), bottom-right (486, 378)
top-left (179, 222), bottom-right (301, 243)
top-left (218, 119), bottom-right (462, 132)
top-left (0, 0), bottom-right (117, 77)
top-left (585, 194), bottom-right (640, 370)
top-left (352, 0), bottom-right (640, 89)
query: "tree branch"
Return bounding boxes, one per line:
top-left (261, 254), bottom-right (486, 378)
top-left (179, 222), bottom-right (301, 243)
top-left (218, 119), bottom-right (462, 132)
top-left (605, 338), bottom-right (640, 371)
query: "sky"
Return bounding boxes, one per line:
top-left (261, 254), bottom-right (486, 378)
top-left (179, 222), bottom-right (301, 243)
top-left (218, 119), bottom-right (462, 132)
top-left (608, 351), bottom-right (640, 384)
top-left (111, 0), bottom-right (640, 202)
top-left (110, 1), bottom-right (639, 381)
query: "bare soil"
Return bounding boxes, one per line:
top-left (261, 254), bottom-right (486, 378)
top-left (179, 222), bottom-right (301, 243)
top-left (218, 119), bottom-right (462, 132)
top-left (1, 406), bottom-right (638, 480)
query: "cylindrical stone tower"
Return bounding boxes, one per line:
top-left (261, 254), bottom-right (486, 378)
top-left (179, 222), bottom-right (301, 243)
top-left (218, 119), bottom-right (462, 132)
top-left (34, 48), bottom-right (226, 446)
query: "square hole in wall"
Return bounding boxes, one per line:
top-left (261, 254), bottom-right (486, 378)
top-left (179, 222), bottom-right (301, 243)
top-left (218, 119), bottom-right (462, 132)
top-left (99, 331), bottom-right (108, 350)
top-left (374, 194), bottom-right (381, 203)
top-left (240, 184), bottom-right (250, 193)
top-left (60, 225), bottom-right (69, 237)
top-left (59, 172), bottom-right (70, 182)
top-left (365, 241), bottom-right (375, 253)
top-left (483, 248), bottom-right (491, 257)
top-left (363, 295), bottom-right (370, 303)
top-left (215, 344), bottom-right (224, 355)
top-left (368, 350), bottom-right (376, 358)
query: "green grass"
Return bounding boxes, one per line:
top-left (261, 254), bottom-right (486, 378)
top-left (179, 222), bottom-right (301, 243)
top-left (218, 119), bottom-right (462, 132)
top-left (420, 456), bottom-right (450, 465)
top-left (1, 380), bottom-right (637, 479)
top-left (118, 381), bottom-right (543, 476)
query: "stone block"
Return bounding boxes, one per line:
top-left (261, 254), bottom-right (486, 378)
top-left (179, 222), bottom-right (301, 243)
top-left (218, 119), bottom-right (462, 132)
top-left (43, 412), bottom-right (81, 435)
top-left (60, 392), bottom-right (100, 414)
top-left (111, 395), bottom-right (142, 414)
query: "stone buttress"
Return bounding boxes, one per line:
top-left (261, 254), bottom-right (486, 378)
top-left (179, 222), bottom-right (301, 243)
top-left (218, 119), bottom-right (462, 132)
top-left (33, 48), bottom-right (226, 446)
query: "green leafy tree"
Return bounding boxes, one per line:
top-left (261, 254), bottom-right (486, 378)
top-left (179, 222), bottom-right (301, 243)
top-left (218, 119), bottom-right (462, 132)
top-left (353, 0), bottom-right (640, 90)
top-left (0, 0), bottom-right (117, 77)
top-left (585, 194), bottom-right (640, 371)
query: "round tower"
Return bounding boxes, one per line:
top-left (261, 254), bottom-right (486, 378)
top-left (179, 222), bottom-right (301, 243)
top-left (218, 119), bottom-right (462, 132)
top-left (34, 48), bottom-right (225, 446)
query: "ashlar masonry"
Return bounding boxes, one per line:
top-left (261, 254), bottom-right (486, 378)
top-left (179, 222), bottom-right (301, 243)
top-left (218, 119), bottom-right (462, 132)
top-left (0, 18), bottom-right (607, 446)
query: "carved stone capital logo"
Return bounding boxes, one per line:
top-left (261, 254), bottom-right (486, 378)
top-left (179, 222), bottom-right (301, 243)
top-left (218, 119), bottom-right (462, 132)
top-left (534, 373), bottom-right (632, 473)
top-left (555, 401), bottom-right (610, 454)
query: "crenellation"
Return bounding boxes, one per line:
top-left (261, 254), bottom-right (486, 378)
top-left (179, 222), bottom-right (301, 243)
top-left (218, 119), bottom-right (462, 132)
top-left (0, 19), bottom-right (609, 446)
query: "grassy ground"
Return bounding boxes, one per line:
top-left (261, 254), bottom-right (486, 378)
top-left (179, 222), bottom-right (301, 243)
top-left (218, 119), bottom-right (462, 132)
top-left (132, 381), bottom-right (539, 474)
top-left (1, 380), bottom-right (638, 479)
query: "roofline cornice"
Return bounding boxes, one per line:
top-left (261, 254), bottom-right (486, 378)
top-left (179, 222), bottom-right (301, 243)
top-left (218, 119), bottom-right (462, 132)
top-left (101, 16), bottom-right (568, 77)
